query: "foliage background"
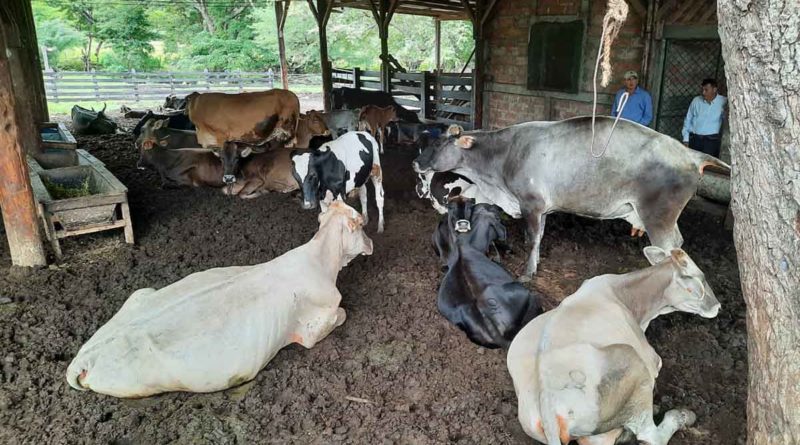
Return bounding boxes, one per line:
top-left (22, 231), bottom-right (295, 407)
top-left (33, 0), bottom-right (474, 73)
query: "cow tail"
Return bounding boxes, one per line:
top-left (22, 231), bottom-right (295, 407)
top-left (687, 149), bottom-right (731, 175)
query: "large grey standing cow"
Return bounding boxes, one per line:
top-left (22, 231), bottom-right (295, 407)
top-left (412, 116), bottom-right (730, 280)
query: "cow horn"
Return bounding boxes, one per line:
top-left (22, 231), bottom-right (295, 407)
top-left (100, 103), bottom-right (107, 114)
top-left (446, 125), bottom-right (463, 137)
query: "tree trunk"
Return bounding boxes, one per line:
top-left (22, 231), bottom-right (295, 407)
top-left (192, 1), bottom-right (217, 34)
top-left (717, 1), bottom-right (800, 444)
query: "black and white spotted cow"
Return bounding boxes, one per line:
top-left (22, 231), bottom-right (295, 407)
top-left (416, 170), bottom-right (492, 214)
top-left (292, 131), bottom-right (385, 233)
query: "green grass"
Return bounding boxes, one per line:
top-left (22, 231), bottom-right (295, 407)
top-left (42, 175), bottom-right (93, 199)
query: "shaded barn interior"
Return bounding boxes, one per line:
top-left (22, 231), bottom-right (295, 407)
top-left (0, 1), bottom-right (745, 444)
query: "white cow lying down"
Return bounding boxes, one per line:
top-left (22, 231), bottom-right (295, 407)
top-left (507, 247), bottom-right (720, 445)
top-left (66, 199), bottom-right (373, 398)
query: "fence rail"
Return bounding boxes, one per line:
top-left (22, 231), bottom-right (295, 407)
top-left (332, 67), bottom-right (475, 128)
top-left (42, 70), bottom-right (322, 103)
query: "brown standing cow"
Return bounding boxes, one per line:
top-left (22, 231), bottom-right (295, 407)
top-left (186, 89), bottom-right (300, 149)
top-left (359, 105), bottom-right (399, 153)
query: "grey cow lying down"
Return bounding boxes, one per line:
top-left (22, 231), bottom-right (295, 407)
top-left (413, 116), bottom-right (731, 280)
top-left (66, 199), bottom-right (372, 398)
top-left (507, 247), bottom-right (720, 445)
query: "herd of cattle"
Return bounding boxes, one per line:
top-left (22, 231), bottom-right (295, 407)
top-left (75, 86), bottom-right (730, 444)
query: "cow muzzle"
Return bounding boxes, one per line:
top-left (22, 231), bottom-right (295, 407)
top-left (223, 174), bottom-right (237, 184)
top-left (412, 161), bottom-right (429, 174)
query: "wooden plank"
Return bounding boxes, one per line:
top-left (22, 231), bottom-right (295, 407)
top-left (361, 81), bottom-right (383, 90)
top-left (392, 72), bottom-right (423, 81)
top-left (436, 103), bottom-right (472, 114)
top-left (394, 98), bottom-right (422, 108)
top-left (54, 218), bottom-right (127, 239)
top-left (45, 193), bottom-right (128, 212)
top-left (390, 85), bottom-right (423, 95)
top-left (362, 70), bottom-right (382, 77)
top-left (78, 149), bottom-right (128, 194)
top-left (438, 89), bottom-right (472, 100)
top-left (437, 75), bottom-right (473, 85)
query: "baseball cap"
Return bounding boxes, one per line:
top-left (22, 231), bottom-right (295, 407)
top-left (624, 70), bottom-right (638, 79)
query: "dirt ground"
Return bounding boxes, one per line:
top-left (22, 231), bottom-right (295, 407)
top-left (0, 108), bottom-right (745, 444)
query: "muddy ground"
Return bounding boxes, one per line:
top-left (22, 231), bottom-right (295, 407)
top-left (0, 110), bottom-right (745, 444)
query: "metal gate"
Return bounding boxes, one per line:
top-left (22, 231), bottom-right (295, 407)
top-left (656, 39), bottom-right (726, 140)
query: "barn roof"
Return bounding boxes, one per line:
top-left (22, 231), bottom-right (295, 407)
top-left (332, 0), bottom-right (480, 20)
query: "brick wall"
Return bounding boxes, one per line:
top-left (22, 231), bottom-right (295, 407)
top-left (484, 0), bottom-right (644, 128)
top-left (537, 0), bottom-right (580, 16)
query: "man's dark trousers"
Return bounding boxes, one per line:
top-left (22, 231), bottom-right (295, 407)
top-left (689, 132), bottom-right (722, 157)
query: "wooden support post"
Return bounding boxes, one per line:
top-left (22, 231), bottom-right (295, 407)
top-left (275, 0), bottom-right (291, 90)
top-left (0, 24), bottom-right (47, 267)
top-left (420, 70), bottom-right (432, 120)
top-left (463, 0), bottom-right (496, 130)
top-left (308, 0), bottom-right (334, 111)
top-left (368, 0), bottom-right (399, 93)
top-left (434, 18), bottom-right (441, 73)
top-left (352, 67), bottom-right (361, 89)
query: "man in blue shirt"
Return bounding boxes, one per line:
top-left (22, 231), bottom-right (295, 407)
top-left (682, 78), bottom-right (727, 157)
top-left (611, 70), bottom-right (653, 127)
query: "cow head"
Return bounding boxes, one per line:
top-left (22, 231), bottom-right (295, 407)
top-left (291, 151), bottom-right (319, 209)
top-left (303, 110), bottom-right (331, 137)
top-left (643, 247), bottom-right (721, 319)
top-left (317, 195), bottom-right (374, 264)
top-left (214, 141), bottom-right (254, 184)
top-left (292, 147), bottom-right (345, 210)
top-left (135, 119), bottom-right (171, 151)
top-left (413, 125), bottom-right (475, 174)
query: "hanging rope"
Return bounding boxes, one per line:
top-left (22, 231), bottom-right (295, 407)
top-left (590, 0), bottom-right (630, 158)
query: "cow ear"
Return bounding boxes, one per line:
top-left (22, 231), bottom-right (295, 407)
top-left (241, 146), bottom-right (253, 158)
top-left (643, 246), bottom-right (669, 265)
top-left (154, 119), bottom-right (164, 129)
top-left (446, 125), bottom-right (463, 138)
top-left (670, 249), bottom-right (690, 269)
top-left (455, 135), bottom-right (475, 149)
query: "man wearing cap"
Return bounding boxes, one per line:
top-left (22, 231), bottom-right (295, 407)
top-left (611, 70), bottom-right (653, 126)
top-left (682, 78), bottom-right (727, 157)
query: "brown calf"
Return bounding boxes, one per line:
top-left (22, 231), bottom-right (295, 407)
top-left (359, 105), bottom-right (399, 153)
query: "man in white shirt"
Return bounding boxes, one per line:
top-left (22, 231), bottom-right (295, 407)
top-left (682, 78), bottom-right (727, 157)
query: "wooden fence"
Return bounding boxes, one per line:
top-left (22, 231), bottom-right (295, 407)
top-left (42, 70), bottom-right (288, 103)
top-left (332, 67), bottom-right (475, 128)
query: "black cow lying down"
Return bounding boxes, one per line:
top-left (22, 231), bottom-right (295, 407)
top-left (132, 110), bottom-right (195, 137)
top-left (432, 198), bottom-right (510, 270)
top-left (434, 197), bottom-right (542, 349)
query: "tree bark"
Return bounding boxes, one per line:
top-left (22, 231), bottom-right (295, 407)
top-left (717, 1), bottom-right (800, 444)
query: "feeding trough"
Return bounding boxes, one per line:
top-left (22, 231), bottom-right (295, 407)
top-left (28, 150), bottom-right (134, 258)
top-left (35, 122), bottom-right (79, 169)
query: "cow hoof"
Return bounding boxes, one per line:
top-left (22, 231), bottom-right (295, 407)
top-left (668, 409), bottom-right (697, 429)
top-left (517, 274), bottom-right (532, 283)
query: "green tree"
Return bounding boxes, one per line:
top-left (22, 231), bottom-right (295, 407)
top-left (43, 0), bottom-right (102, 70)
top-left (95, 5), bottom-right (158, 70)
